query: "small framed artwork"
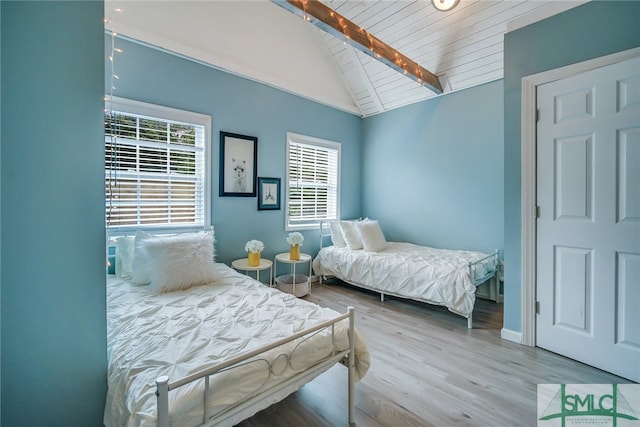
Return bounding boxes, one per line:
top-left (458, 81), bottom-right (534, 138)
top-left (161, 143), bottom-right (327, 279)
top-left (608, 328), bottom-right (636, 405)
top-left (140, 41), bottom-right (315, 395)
top-left (220, 131), bottom-right (258, 197)
top-left (257, 177), bottom-right (281, 210)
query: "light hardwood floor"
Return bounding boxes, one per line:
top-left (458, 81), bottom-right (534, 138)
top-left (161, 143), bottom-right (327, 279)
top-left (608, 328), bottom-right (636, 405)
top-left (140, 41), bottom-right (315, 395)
top-left (238, 279), bottom-right (632, 427)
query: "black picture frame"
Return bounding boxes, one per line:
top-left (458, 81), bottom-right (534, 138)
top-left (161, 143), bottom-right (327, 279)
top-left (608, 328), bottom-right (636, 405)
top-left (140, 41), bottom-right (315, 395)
top-left (219, 131), bottom-right (258, 197)
top-left (257, 177), bottom-right (281, 210)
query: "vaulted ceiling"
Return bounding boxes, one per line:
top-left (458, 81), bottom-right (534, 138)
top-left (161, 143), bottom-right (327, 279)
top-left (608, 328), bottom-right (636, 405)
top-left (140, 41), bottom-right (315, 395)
top-left (105, 0), bottom-right (588, 117)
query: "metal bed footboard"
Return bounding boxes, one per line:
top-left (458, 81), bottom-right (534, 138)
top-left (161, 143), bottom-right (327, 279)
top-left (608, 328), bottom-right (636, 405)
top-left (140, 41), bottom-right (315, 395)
top-left (468, 249), bottom-right (500, 303)
top-left (156, 307), bottom-right (357, 427)
top-left (319, 220), bottom-right (332, 251)
top-left (468, 249), bottom-right (500, 286)
top-left (318, 220), bottom-right (333, 284)
top-left (466, 250), bottom-right (500, 328)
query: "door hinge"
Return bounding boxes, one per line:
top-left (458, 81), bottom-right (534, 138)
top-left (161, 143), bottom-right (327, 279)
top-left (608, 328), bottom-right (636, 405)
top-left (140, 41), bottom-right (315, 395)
top-left (535, 205), bottom-right (540, 218)
top-left (535, 301), bottom-right (540, 315)
top-left (536, 108), bottom-right (540, 122)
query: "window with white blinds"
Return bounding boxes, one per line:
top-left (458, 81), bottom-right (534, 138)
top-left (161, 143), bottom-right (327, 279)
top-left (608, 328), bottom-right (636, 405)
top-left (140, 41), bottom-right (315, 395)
top-left (105, 97), bottom-right (210, 233)
top-left (285, 132), bottom-right (341, 230)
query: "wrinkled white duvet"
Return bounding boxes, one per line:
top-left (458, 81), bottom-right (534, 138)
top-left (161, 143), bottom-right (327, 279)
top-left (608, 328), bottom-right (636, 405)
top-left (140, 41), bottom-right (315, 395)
top-left (313, 242), bottom-right (493, 317)
top-left (104, 263), bottom-right (369, 427)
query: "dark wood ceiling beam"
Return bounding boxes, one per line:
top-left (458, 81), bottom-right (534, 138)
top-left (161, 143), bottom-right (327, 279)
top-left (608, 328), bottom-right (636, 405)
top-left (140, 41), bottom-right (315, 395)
top-left (274, 0), bottom-right (443, 95)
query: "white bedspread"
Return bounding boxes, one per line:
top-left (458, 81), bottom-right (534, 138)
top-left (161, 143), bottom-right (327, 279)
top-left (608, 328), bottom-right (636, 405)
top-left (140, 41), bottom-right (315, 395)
top-left (313, 242), bottom-right (492, 317)
top-left (105, 263), bottom-right (369, 427)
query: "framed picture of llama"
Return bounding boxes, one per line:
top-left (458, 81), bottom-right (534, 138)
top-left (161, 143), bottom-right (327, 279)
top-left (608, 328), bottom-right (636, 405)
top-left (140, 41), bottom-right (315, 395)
top-left (220, 131), bottom-right (258, 197)
top-left (257, 177), bottom-right (281, 210)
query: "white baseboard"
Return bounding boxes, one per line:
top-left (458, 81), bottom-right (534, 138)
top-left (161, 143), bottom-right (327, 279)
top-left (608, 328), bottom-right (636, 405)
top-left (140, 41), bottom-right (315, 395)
top-left (501, 328), bottom-right (522, 344)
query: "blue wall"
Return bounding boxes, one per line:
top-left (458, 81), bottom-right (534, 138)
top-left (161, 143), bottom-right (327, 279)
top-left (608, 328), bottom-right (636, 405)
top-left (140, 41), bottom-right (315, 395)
top-left (107, 36), bottom-right (363, 266)
top-left (0, 2), bottom-right (3, 419)
top-left (362, 81), bottom-right (504, 254)
top-left (1, 2), bottom-right (635, 423)
top-left (503, 0), bottom-right (640, 332)
top-left (1, 1), bottom-right (107, 425)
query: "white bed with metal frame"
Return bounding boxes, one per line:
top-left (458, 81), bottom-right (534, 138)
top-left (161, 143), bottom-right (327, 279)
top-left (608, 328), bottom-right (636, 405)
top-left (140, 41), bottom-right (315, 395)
top-left (313, 220), bottom-right (500, 328)
top-left (105, 231), bottom-right (369, 427)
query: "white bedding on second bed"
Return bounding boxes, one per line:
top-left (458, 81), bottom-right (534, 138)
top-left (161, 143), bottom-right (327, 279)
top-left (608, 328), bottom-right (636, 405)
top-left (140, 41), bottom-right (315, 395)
top-left (313, 242), bottom-right (493, 317)
top-left (105, 262), bottom-right (369, 427)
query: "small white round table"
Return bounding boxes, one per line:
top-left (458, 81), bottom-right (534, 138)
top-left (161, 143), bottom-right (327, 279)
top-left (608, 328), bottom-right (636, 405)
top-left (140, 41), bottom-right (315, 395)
top-left (274, 252), bottom-right (312, 296)
top-left (231, 258), bottom-right (273, 286)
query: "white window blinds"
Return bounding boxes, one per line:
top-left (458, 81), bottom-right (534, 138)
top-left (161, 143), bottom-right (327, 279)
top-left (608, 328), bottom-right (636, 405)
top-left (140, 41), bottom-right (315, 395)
top-left (105, 97), bottom-right (210, 232)
top-left (286, 132), bottom-right (341, 229)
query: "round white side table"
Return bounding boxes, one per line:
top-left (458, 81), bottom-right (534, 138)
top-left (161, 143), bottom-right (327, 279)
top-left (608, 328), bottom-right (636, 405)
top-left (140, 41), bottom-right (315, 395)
top-left (274, 252), bottom-right (312, 296)
top-left (231, 258), bottom-right (273, 286)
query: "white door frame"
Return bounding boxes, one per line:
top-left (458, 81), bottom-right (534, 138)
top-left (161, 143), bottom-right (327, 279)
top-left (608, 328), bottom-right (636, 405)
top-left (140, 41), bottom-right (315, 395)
top-left (520, 47), bottom-right (640, 346)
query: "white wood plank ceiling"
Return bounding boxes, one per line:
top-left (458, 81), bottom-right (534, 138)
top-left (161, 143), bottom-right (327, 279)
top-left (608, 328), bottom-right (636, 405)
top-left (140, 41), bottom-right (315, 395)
top-left (105, 0), bottom-right (588, 117)
top-left (315, 0), bottom-right (588, 116)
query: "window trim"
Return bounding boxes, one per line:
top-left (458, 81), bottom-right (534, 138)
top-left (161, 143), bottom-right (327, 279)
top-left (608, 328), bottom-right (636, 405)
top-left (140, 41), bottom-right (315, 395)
top-left (105, 96), bottom-right (211, 235)
top-left (285, 132), bottom-right (341, 231)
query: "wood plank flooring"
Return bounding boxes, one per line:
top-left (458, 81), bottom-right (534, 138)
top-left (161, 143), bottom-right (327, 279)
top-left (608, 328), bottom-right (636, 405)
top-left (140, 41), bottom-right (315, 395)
top-left (238, 279), bottom-right (632, 427)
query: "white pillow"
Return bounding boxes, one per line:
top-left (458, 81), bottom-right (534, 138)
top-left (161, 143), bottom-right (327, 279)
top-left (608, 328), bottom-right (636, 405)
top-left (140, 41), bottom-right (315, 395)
top-left (115, 236), bottom-right (135, 279)
top-left (132, 230), bottom-right (152, 285)
top-left (144, 230), bottom-right (217, 293)
top-left (329, 221), bottom-right (347, 248)
top-left (358, 220), bottom-right (387, 252)
top-left (340, 221), bottom-right (363, 250)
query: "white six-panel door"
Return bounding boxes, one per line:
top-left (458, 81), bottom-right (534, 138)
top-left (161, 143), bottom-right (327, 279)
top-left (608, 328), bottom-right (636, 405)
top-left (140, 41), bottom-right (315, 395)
top-left (536, 55), bottom-right (640, 382)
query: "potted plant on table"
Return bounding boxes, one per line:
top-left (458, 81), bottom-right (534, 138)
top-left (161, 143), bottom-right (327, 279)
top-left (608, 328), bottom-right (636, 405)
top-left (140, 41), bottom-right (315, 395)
top-left (244, 239), bottom-right (264, 266)
top-left (286, 232), bottom-right (304, 261)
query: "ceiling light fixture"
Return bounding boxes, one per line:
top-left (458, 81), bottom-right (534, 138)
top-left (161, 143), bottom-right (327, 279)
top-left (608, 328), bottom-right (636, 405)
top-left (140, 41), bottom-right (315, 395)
top-left (432, 0), bottom-right (460, 12)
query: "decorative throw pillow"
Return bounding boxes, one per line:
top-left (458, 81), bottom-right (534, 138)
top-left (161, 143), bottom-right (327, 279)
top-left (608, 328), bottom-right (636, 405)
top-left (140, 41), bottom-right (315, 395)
top-left (132, 230), bottom-right (152, 285)
top-left (329, 221), bottom-right (347, 248)
top-left (115, 236), bottom-right (135, 279)
top-left (340, 221), bottom-right (364, 250)
top-left (358, 220), bottom-right (388, 252)
top-left (144, 230), bottom-right (217, 293)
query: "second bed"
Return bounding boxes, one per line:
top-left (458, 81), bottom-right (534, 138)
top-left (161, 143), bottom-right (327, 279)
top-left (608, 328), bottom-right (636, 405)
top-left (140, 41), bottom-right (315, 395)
top-left (313, 220), bottom-right (500, 328)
